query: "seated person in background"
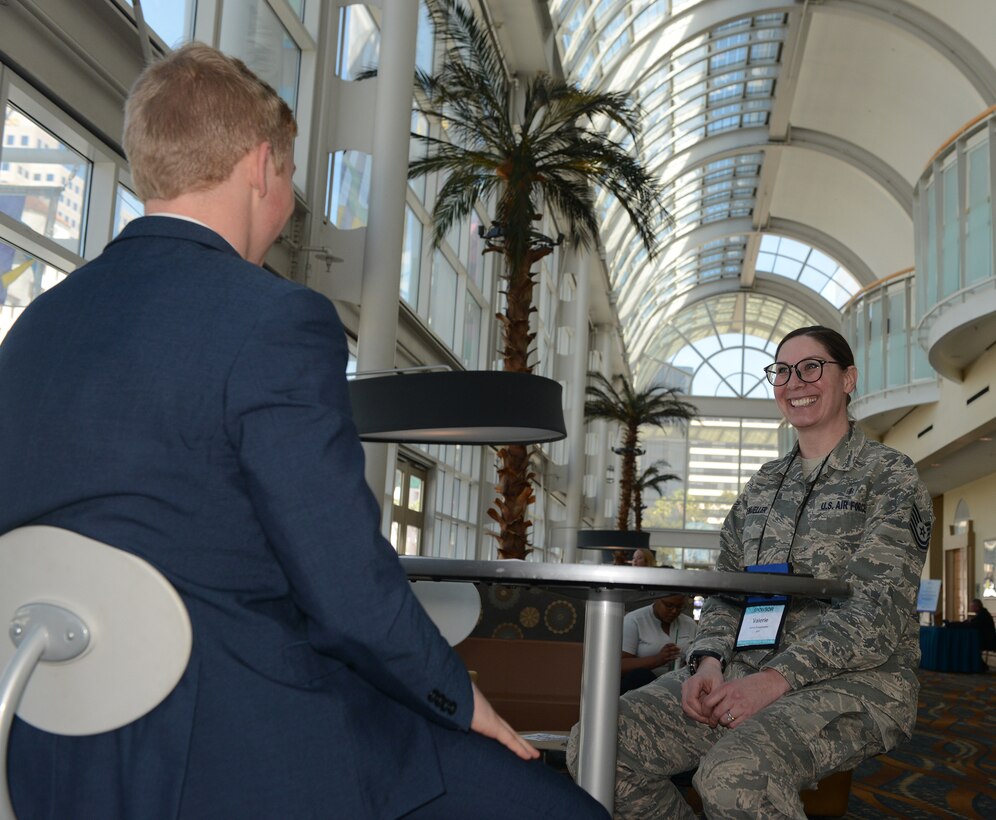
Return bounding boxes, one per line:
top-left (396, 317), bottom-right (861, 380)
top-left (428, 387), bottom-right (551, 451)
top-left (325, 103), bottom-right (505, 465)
top-left (621, 593), bottom-right (698, 693)
top-left (631, 547), bottom-right (657, 567)
top-left (967, 598), bottom-right (996, 648)
top-left (947, 598), bottom-right (996, 667)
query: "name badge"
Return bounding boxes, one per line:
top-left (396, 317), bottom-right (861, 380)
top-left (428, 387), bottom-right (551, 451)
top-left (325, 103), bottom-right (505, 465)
top-left (735, 602), bottom-right (787, 648)
top-left (735, 562), bottom-right (790, 650)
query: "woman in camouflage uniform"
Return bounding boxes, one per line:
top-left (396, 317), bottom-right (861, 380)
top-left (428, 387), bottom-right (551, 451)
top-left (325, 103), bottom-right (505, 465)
top-left (572, 326), bottom-right (932, 819)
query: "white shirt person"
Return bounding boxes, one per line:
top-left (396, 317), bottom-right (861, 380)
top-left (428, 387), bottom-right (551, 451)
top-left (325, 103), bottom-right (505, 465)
top-left (621, 594), bottom-right (698, 692)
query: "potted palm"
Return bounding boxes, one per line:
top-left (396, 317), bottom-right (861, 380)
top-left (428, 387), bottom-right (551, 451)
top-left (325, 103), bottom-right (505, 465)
top-left (583, 373), bottom-right (695, 563)
top-left (632, 461), bottom-right (680, 533)
top-left (409, 0), bottom-right (666, 559)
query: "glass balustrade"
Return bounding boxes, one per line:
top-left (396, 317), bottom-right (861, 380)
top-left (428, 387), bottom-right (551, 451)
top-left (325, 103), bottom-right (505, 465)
top-left (914, 106), bottom-right (996, 373)
top-left (842, 268), bottom-right (936, 424)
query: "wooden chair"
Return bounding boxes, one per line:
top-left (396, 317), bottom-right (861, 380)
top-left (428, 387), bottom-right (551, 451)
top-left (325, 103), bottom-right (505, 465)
top-left (453, 636), bottom-right (584, 732)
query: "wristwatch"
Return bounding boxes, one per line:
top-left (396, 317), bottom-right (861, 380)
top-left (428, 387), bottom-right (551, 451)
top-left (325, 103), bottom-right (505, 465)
top-left (688, 651), bottom-right (726, 675)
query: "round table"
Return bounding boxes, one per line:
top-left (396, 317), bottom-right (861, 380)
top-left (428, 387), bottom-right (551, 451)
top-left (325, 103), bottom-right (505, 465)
top-left (402, 558), bottom-right (850, 814)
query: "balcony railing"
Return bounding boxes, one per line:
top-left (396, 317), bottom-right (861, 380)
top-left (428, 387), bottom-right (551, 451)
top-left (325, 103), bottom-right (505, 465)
top-left (842, 268), bottom-right (938, 434)
top-left (914, 106), bottom-right (996, 381)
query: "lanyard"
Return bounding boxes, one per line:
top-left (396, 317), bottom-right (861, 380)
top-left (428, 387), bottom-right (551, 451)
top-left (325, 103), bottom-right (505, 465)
top-left (753, 449), bottom-right (831, 566)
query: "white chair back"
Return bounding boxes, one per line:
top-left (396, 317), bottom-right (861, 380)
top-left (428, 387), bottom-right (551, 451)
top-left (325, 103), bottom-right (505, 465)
top-left (409, 580), bottom-right (481, 646)
top-left (0, 526), bottom-right (192, 820)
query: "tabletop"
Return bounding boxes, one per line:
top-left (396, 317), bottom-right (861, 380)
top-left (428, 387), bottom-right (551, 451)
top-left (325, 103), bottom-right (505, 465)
top-left (401, 557), bottom-right (850, 599)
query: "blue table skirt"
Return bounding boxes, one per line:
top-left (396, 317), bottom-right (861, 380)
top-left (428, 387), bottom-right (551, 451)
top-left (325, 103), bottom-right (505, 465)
top-left (919, 625), bottom-right (984, 673)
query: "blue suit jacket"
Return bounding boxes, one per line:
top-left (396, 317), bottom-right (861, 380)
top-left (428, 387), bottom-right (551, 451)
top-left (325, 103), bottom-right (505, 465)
top-left (0, 217), bottom-right (473, 818)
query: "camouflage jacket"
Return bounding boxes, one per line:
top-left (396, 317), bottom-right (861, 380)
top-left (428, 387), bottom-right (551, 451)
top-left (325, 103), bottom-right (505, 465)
top-left (691, 425), bottom-right (932, 739)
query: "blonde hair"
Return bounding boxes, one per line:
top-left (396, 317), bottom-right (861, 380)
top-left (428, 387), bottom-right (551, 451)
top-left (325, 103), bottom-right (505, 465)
top-left (123, 43), bottom-right (297, 201)
top-left (633, 548), bottom-right (657, 567)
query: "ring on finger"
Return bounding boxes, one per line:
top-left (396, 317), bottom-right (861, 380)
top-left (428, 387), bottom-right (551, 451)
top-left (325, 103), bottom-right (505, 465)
top-left (725, 710), bottom-right (735, 723)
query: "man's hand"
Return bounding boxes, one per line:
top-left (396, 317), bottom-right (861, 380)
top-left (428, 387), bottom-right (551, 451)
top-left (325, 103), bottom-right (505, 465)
top-left (701, 668), bottom-right (790, 728)
top-left (470, 682), bottom-right (539, 760)
top-left (681, 656), bottom-right (724, 724)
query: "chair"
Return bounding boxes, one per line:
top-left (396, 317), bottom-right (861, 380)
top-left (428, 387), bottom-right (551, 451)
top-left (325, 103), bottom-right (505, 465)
top-left (452, 637), bottom-right (584, 732)
top-left (409, 580), bottom-right (482, 689)
top-left (0, 526), bottom-right (192, 820)
top-left (408, 580), bottom-right (481, 646)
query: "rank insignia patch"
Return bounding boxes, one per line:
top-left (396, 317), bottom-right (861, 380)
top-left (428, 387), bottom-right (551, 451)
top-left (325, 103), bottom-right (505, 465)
top-left (910, 503), bottom-right (930, 550)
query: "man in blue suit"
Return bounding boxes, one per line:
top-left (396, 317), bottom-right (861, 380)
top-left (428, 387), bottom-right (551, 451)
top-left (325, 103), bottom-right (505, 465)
top-left (0, 44), bottom-right (606, 819)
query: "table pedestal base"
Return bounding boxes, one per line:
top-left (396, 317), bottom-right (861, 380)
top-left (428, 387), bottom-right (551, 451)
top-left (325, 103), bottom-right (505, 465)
top-left (575, 590), bottom-right (625, 813)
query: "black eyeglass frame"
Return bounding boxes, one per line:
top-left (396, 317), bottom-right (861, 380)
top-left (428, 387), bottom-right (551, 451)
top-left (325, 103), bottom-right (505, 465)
top-left (763, 357), bottom-right (846, 387)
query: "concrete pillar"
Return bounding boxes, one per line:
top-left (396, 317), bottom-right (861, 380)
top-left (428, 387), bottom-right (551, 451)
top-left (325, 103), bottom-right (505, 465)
top-left (354, 0), bottom-right (419, 510)
top-left (562, 249), bottom-right (592, 564)
top-left (593, 325), bottom-right (614, 528)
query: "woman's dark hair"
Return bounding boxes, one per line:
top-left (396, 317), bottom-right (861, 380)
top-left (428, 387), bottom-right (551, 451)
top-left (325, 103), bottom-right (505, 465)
top-left (775, 325), bottom-right (855, 367)
top-left (775, 325), bottom-right (856, 405)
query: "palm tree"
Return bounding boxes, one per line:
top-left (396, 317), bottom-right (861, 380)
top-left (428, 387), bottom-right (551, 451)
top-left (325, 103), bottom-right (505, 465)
top-left (410, 0), bottom-right (666, 559)
top-left (632, 461), bottom-right (680, 532)
top-left (584, 372), bottom-right (696, 533)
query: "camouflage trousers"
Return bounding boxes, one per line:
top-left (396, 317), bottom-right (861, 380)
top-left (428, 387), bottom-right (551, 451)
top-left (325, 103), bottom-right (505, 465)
top-left (567, 668), bottom-right (886, 819)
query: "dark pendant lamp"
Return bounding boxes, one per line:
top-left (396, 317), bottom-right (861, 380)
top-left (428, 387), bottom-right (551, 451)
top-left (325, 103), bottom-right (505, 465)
top-left (577, 529), bottom-right (651, 564)
top-left (348, 367), bottom-right (567, 445)
top-left (576, 530), bottom-right (651, 551)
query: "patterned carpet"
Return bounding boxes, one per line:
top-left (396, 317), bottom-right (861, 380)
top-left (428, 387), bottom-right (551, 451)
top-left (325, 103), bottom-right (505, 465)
top-left (845, 668), bottom-right (996, 819)
top-left (541, 667), bottom-right (995, 817)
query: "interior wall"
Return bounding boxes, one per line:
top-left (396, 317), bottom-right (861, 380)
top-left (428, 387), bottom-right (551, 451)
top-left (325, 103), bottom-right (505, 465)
top-left (882, 343), bottom-right (996, 467)
top-left (942, 470), bottom-right (996, 604)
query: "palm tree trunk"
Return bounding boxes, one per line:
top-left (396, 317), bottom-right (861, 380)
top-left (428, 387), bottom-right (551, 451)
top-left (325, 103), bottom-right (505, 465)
top-left (489, 444), bottom-right (535, 559)
top-left (616, 426), bottom-right (639, 531)
top-left (496, 247), bottom-right (540, 372)
top-left (488, 245), bottom-right (549, 559)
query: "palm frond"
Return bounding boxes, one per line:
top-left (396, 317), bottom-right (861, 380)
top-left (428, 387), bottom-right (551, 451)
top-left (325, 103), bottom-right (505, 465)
top-left (425, 0), bottom-right (508, 98)
top-left (584, 372), bottom-right (696, 431)
top-left (636, 461), bottom-right (681, 493)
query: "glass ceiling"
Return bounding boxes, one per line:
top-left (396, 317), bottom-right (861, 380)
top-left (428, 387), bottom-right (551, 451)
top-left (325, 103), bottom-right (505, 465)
top-left (548, 1), bottom-right (859, 394)
top-left (758, 235), bottom-right (860, 309)
top-left (637, 291), bottom-right (817, 398)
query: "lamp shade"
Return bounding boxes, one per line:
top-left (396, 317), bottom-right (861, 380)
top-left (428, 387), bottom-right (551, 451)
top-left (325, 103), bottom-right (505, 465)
top-left (577, 529), bottom-right (651, 551)
top-left (348, 370), bottom-right (566, 444)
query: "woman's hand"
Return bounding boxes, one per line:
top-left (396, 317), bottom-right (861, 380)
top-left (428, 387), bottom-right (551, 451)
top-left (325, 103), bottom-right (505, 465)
top-left (470, 681), bottom-right (540, 760)
top-left (654, 643), bottom-right (681, 667)
top-left (701, 668), bottom-right (790, 728)
top-left (681, 656), bottom-right (725, 724)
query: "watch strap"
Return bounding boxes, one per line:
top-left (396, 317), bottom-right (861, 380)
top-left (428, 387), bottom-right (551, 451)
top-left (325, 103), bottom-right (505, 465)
top-left (688, 650), bottom-right (726, 674)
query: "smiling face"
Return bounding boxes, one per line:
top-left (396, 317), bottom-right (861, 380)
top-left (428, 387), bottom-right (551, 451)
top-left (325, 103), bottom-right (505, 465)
top-left (773, 334), bottom-right (857, 456)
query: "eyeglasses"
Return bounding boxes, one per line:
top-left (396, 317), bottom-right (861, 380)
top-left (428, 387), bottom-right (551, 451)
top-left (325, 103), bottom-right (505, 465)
top-left (763, 357), bottom-right (845, 387)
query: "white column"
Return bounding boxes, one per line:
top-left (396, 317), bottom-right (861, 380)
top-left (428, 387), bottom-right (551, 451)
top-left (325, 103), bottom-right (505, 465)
top-left (593, 325), bottom-right (614, 527)
top-left (355, 0), bottom-right (419, 509)
top-left (562, 249), bottom-right (592, 564)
